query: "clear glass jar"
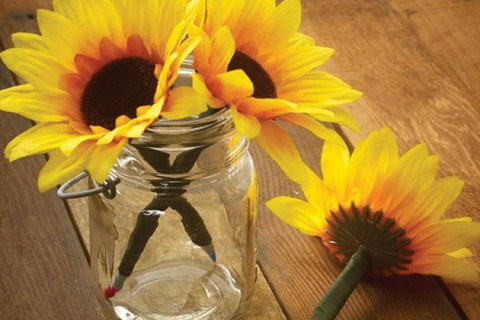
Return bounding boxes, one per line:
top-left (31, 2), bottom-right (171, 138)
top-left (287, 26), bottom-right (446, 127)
top-left (89, 108), bottom-right (257, 320)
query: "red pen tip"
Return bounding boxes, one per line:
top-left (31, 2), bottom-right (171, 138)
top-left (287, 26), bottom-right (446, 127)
top-left (104, 286), bottom-right (117, 298)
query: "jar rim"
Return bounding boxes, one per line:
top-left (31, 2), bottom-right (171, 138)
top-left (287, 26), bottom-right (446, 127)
top-left (129, 106), bottom-right (236, 147)
top-left (148, 107), bottom-right (231, 129)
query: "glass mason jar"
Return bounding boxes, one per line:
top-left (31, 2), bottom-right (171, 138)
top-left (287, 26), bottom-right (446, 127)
top-left (88, 108), bottom-right (258, 320)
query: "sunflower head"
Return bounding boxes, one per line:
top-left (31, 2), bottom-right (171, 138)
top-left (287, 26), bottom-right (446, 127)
top-left (325, 203), bottom-right (414, 275)
top-left (190, 0), bottom-right (362, 186)
top-left (0, 0), bottom-right (207, 191)
top-left (268, 127), bottom-right (480, 282)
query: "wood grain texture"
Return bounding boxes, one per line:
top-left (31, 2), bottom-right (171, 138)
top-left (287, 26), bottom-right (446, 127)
top-left (0, 1), bottom-right (119, 319)
top-left (0, 62), bottom-right (106, 319)
top-left (297, 0), bottom-right (480, 318)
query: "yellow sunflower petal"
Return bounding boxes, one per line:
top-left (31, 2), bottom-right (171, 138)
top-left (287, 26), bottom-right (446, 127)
top-left (5, 122), bottom-right (78, 161)
top-left (193, 30), bottom-right (212, 76)
top-left (161, 86), bottom-right (207, 120)
top-left (61, 132), bottom-right (103, 156)
top-left (272, 46), bottom-right (334, 82)
top-left (154, 0), bottom-right (193, 55)
top-left (185, 0), bottom-right (206, 27)
top-left (412, 254), bottom-right (480, 282)
top-left (236, 97), bottom-right (297, 118)
top-left (163, 20), bottom-right (188, 58)
top-left (267, 196), bottom-right (324, 236)
top-left (382, 144), bottom-right (439, 219)
top-left (347, 127), bottom-right (399, 206)
top-left (419, 177), bottom-right (464, 222)
top-left (69, 120), bottom-right (92, 135)
top-left (0, 84), bottom-right (32, 95)
top-left (155, 52), bottom-right (177, 102)
top-left (0, 86), bottom-right (74, 122)
top-left (126, 123), bottom-right (150, 138)
top-left (87, 138), bottom-right (127, 184)
top-left (209, 70), bottom-right (253, 103)
top-left (37, 9), bottom-right (86, 70)
top-left (320, 137), bottom-right (350, 203)
top-left (209, 26), bottom-right (235, 75)
top-left (38, 142), bottom-right (95, 192)
top-left (0, 48), bottom-right (68, 94)
top-left (168, 24), bottom-right (205, 86)
top-left (219, 1), bottom-right (275, 53)
top-left (192, 73), bottom-right (225, 108)
top-left (231, 106), bottom-right (261, 138)
top-left (96, 122), bottom-right (132, 145)
top-left (288, 32), bottom-right (316, 47)
top-left (53, 0), bottom-right (123, 50)
top-left (404, 177), bottom-right (464, 229)
top-left (11, 32), bottom-right (48, 51)
top-left (205, 0), bottom-right (242, 35)
top-left (414, 219), bottom-right (480, 254)
top-left (279, 71), bottom-right (363, 108)
top-left (256, 0), bottom-right (301, 51)
top-left (96, 103), bottom-right (161, 145)
top-left (309, 106), bottom-right (359, 132)
top-left (254, 120), bottom-right (313, 184)
top-left (139, 100), bottom-right (163, 120)
top-left (279, 113), bottom-right (345, 144)
top-left (447, 248), bottom-right (473, 259)
top-left (90, 125), bottom-right (110, 135)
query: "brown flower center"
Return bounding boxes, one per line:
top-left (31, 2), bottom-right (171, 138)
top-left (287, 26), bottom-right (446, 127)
top-left (324, 204), bottom-right (413, 275)
top-left (81, 57), bottom-right (157, 130)
top-left (227, 51), bottom-right (277, 99)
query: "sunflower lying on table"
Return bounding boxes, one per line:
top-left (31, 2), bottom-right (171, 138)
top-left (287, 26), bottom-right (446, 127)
top-left (268, 127), bottom-right (480, 319)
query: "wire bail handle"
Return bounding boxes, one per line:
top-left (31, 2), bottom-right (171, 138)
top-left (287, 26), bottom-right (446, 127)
top-left (57, 171), bottom-right (120, 200)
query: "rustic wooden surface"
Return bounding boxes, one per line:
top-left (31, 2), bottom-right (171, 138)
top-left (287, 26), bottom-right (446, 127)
top-left (1, 0), bottom-right (479, 319)
top-left (0, 43), bottom-right (106, 320)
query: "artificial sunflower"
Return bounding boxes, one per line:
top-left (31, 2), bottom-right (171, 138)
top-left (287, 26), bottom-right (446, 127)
top-left (268, 127), bottom-right (480, 281)
top-left (192, 0), bottom-right (362, 183)
top-left (0, 0), bottom-right (206, 191)
top-left (268, 127), bottom-right (480, 318)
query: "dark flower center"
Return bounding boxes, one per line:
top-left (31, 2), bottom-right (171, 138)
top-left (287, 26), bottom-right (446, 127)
top-left (227, 51), bottom-right (277, 99)
top-left (81, 57), bottom-right (157, 130)
top-left (324, 203), bottom-right (413, 275)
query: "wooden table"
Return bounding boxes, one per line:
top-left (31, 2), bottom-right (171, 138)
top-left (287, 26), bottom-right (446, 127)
top-left (1, 0), bottom-right (479, 319)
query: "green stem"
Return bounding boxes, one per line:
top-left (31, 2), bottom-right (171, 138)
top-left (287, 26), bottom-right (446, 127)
top-left (311, 246), bottom-right (371, 320)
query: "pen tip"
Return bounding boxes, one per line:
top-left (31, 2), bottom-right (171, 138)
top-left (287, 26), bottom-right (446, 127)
top-left (201, 243), bottom-right (217, 262)
top-left (209, 252), bottom-right (217, 262)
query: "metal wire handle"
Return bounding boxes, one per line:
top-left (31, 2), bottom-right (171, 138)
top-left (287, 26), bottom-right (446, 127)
top-left (57, 171), bottom-right (120, 200)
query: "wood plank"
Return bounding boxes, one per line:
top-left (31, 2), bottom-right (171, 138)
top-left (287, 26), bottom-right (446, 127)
top-left (297, 0), bottom-right (480, 318)
top-left (0, 59), bottom-right (109, 319)
top-left (0, 1), bottom-right (116, 319)
top-left (386, 2), bottom-right (480, 318)
top-left (389, 0), bottom-right (480, 95)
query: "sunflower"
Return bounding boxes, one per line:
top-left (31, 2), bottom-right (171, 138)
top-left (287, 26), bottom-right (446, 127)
top-left (267, 127), bottom-right (480, 281)
top-left (191, 0), bottom-right (362, 184)
top-left (0, 0), bottom-right (206, 192)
